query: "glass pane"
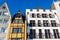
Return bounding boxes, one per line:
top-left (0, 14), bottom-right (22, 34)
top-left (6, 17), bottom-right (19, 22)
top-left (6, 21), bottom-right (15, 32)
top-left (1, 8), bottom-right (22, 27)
top-left (30, 20), bottom-right (35, 27)
top-left (2, 6), bottom-right (6, 9)
top-left (12, 28), bottom-right (18, 33)
top-left (11, 38), bottom-right (17, 40)
top-left (39, 29), bottom-right (42, 38)
top-left (32, 13), bottom-right (35, 18)
top-left (37, 14), bottom-right (40, 18)
top-left (43, 20), bottom-right (49, 27)
top-left (4, 19), bottom-right (9, 23)
top-left (0, 19), bottom-right (2, 23)
top-left (0, 12), bottom-right (2, 15)
top-left (51, 20), bottom-right (56, 27)
top-left (38, 20), bottom-right (41, 27)
top-left (42, 14), bottom-right (47, 18)
top-left (18, 39), bottom-right (22, 40)
top-left (14, 20), bottom-right (18, 23)
top-left (0, 38), bottom-right (3, 40)
top-left (1, 28), bottom-right (6, 33)
top-left (29, 29), bottom-right (36, 39)
top-left (18, 28), bottom-right (22, 33)
top-left (18, 20), bottom-right (23, 23)
top-left (3, 12), bottom-right (8, 16)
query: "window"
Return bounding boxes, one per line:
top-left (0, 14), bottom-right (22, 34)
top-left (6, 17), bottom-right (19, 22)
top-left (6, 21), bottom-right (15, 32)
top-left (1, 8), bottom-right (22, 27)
top-left (29, 29), bottom-right (36, 39)
top-left (11, 38), bottom-right (22, 40)
top-left (14, 20), bottom-right (23, 24)
top-left (2, 6), bottom-right (6, 9)
top-left (51, 20), bottom-right (57, 27)
top-left (53, 29), bottom-right (60, 38)
top-left (0, 38), bottom-right (3, 40)
top-left (1, 27), bottom-right (6, 33)
top-left (14, 20), bottom-right (18, 23)
top-left (3, 12), bottom-right (8, 16)
top-left (42, 14), bottom-right (47, 18)
top-left (18, 28), bottom-right (22, 33)
top-left (43, 20), bottom-right (49, 27)
top-left (45, 29), bottom-right (51, 38)
top-left (0, 12), bottom-right (2, 15)
top-left (39, 29), bottom-right (42, 38)
top-left (37, 14), bottom-right (40, 18)
top-left (12, 28), bottom-right (22, 33)
top-left (38, 20), bottom-right (41, 27)
top-left (59, 4), bottom-right (60, 6)
top-left (49, 14), bottom-right (54, 18)
top-left (29, 20), bottom-right (35, 27)
top-left (18, 20), bottom-right (23, 23)
top-left (4, 19), bottom-right (9, 24)
top-left (32, 13), bottom-right (35, 18)
top-left (27, 12), bottom-right (29, 14)
top-left (0, 19), bottom-right (2, 23)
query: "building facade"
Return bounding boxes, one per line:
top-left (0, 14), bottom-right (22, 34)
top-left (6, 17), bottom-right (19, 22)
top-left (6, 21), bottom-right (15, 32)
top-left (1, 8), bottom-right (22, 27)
top-left (51, 0), bottom-right (60, 15)
top-left (26, 9), bottom-right (60, 40)
top-left (0, 2), bottom-right (11, 40)
top-left (7, 10), bottom-right (26, 40)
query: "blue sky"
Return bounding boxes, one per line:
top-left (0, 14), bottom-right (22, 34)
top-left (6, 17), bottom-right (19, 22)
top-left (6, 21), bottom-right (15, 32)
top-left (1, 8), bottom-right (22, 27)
top-left (0, 0), bottom-right (57, 17)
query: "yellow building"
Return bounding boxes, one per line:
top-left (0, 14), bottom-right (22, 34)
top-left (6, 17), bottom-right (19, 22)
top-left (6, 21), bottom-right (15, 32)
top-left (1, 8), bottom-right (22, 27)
top-left (7, 10), bottom-right (26, 40)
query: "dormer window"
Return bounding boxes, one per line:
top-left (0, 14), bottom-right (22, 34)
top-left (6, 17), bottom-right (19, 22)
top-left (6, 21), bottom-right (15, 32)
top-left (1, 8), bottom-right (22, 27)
top-left (14, 19), bottom-right (23, 24)
top-left (2, 6), bottom-right (6, 9)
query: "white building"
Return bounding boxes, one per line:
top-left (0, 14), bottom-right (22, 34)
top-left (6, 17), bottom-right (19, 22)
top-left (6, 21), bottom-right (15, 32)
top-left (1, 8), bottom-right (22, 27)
top-left (26, 9), bottom-right (60, 40)
top-left (51, 0), bottom-right (60, 14)
top-left (0, 2), bottom-right (11, 40)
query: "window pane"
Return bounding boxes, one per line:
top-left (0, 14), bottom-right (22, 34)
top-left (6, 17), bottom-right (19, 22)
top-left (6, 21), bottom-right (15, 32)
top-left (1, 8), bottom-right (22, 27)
top-left (53, 29), bottom-right (57, 38)
top-left (12, 28), bottom-right (18, 33)
top-left (53, 29), bottom-right (60, 38)
top-left (14, 20), bottom-right (18, 23)
top-left (32, 13), bottom-right (35, 18)
top-left (4, 19), bottom-right (9, 23)
top-left (29, 20), bottom-right (35, 27)
top-left (18, 38), bottom-right (22, 40)
top-left (0, 19), bottom-right (2, 23)
top-left (38, 20), bottom-right (41, 27)
top-left (37, 14), bottom-right (40, 18)
top-left (45, 29), bottom-right (51, 38)
top-left (18, 20), bottom-right (23, 23)
top-left (3, 12), bottom-right (8, 16)
top-left (51, 20), bottom-right (57, 27)
top-left (0, 38), bottom-right (3, 40)
top-left (56, 29), bottom-right (60, 38)
top-left (49, 14), bottom-right (54, 18)
top-left (0, 12), bottom-right (2, 15)
top-left (39, 29), bottom-right (42, 38)
top-left (1, 27), bottom-right (6, 33)
top-left (11, 38), bottom-right (17, 40)
top-left (43, 20), bottom-right (49, 27)
top-left (2, 6), bottom-right (6, 9)
top-left (11, 38), bottom-right (22, 40)
top-left (18, 28), bottom-right (22, 33)
top-left (42, 14), bottom-right (47, 18)
top-left (29, 29), bottom-right (36, 39)
top-left (45, 29), bottom-right (48, 38)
